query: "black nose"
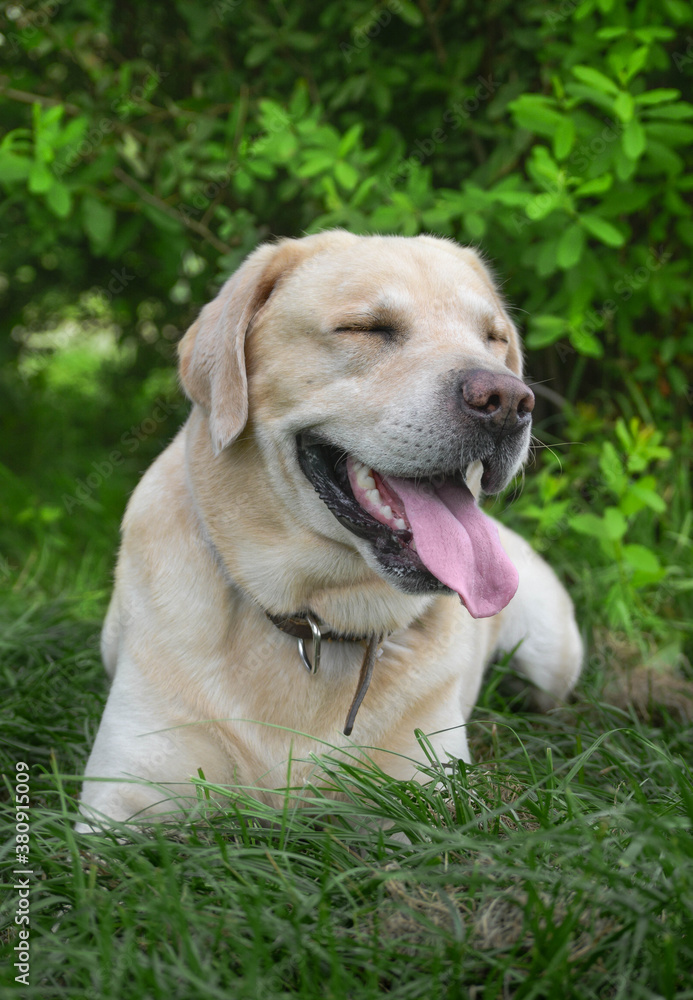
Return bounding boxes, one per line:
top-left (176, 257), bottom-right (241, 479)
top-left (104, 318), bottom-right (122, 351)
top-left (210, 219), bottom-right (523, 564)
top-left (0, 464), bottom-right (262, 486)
top-left (459, 370), bottom-right (535, 435)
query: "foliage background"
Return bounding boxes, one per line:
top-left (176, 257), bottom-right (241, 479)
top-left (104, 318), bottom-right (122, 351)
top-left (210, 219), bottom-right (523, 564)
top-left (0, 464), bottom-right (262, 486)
top-left (1, 0), bottom-right (691, 668)
top-left (1, 2), bottom-right (693, 997)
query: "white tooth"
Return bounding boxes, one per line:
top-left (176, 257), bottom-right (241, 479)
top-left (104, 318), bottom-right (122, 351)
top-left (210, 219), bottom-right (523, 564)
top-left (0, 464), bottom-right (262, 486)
top-left (366, 489), bottom-right (381, 504)
top-left (380, 505), bottom-right (393, 519)
top-left (356, 467), bottom-right (375, 489)
top-left (394, 518), bottom-right (406, 530)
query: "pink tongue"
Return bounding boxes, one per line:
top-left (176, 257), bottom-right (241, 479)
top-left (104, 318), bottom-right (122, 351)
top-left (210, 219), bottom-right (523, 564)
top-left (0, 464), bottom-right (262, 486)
top-left (386, 477), bottom-right (519, 619)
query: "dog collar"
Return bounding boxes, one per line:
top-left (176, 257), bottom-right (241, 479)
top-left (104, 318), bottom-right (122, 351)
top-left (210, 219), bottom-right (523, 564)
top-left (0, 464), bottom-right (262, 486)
top-left (266, 611), bottom-right (371, 671)
top-left (265, 611), bottom-right (385, 736)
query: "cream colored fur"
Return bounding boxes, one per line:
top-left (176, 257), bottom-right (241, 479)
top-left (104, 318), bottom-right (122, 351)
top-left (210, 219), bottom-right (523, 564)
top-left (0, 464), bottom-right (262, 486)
top-left (78, 231), bottom-right (582, 830)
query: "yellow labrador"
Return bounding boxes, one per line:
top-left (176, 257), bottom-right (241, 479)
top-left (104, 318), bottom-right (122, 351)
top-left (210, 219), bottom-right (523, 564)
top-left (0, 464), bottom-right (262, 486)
top-left (78, 231), bottom-right (582, 829)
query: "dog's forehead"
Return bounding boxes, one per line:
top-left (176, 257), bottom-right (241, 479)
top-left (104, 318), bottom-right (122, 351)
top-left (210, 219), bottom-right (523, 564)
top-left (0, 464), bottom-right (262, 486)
top-left (279, 237), bottom-right (500, 320)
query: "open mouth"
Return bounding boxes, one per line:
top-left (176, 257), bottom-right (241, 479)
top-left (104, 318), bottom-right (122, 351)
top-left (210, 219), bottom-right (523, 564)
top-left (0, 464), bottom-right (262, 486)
top-left (297, 433), bottom-right (519, 619)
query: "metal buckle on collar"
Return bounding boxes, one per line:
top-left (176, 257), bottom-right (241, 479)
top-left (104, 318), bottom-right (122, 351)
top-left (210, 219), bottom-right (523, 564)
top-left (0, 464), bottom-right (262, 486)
top-left (297, 614), bottom-right (322, 675)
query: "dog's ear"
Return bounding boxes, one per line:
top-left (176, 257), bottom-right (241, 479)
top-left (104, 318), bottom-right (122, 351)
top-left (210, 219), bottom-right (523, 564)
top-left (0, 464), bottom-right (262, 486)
top-left (178, 239), bottom-right (304, 454)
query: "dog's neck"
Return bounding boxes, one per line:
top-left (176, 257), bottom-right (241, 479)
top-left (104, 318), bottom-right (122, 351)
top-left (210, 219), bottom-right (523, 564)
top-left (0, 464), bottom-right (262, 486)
top-left (265, 609), bottom-right (385, 736)
top-left (184, 409), bottom-right (437, 637)
top-left (265, 610), bottom-right (372, 643)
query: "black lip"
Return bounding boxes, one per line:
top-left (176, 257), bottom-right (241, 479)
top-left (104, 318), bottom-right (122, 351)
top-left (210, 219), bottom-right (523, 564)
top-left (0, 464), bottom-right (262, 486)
top-left (296, 433), bottom-right (449, 595)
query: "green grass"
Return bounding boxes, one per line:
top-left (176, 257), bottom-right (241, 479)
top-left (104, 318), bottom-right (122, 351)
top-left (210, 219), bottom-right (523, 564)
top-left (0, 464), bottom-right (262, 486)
top-left (2, 591), bottom-right (693, 999)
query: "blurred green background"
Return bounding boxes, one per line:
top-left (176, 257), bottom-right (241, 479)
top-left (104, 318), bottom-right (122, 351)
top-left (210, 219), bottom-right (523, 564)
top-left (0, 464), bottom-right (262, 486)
top-left (1, 0), bottom-right (691, 679)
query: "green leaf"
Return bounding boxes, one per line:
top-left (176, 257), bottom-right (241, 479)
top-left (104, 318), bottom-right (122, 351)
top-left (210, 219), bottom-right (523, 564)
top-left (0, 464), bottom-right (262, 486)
top-left (580, 214), bottom-right (625, 246)
top-left (569, 327), bottom-right (604, 357)
top-left (644, 102), bottom-right (693, 119)
top-left (622, 544), bottom-right (662, 575)
top-left (0, 150), bottom-right (31, 184)
top-left (623, 46), bottom-right (649, 83)
top-left (662, 0), bottom-right (691, 22)
top-left (245, 40), bottom-right (276, 68)
top-left (256, 131), bottom-right (297, 163)
top-left (285, 31), bottom-right (319, 52)
top-left (258, 100), bottom-right (291, 131)
top-left (569, 513), bottom-right (606, 539)
top-left (463, 212), bottom-right (486, 239)
top-left (54, 116), bottom-right (89, 149)
top-left (295, 153), bottom-right (335, 178)
top-left (351, 175), bottom-right (378, 208)
top-left (526, 191), bottom-right (561, 221)
top-left (633, 26), bottom-right (676, 42)
top-left (613, 91), bottom-right (634, 122)
top-left (529, 145), bottom-right (561, 183)
top-left (526, 315), bottom-right (565, 348)
top-left (45, 181), bottom-right (72, 218)
top-left (245, 157), bottom-right (276, 179)
top-left (536, 238), bottom-right (560, 277)
top-left (603, 507), bottom-right (628, 542)
top-left (508, 95), bottom-right (564, 137)
top-left (1, 127), bottom-right (32, 153)
top-left (627, 483), bottom-right (667, 513)
top-left (571, 65), bottom-right (620, 96)
top-left (82, 196), bottom-right (116, 253)
top-left (395, 0), bottom-right (425, 26)
top-left (553, 117), bottom-right (575, 160)
top-left (557, 223), bottom-right (585, 269)
top-left (597, 27), bottom-right (628, 40)
top-left (643, 139), bottom-right (683, 174)
top-left (334, 160), bottom-right (359, 191)
top-left (574, 174), bottom-right (613, 197)
top-left (600, 441), bottom-right (626, 494)
top-left (338, 124), bottom-right (363, 158)
top-left (564, 83), bottom-right (615, 114)
top-left (28, 161), bottom-right (53, 193)
top-left (645, 122), bottom-right (693, 145)
top-left (622, 119), bottom-right (646, 159)
top-left (635, 88), bottom-right (681, 106)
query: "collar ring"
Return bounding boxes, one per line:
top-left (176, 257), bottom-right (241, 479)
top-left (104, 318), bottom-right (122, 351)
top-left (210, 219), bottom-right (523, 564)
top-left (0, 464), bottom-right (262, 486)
top-left (297, 614), bottom-right (322, 674)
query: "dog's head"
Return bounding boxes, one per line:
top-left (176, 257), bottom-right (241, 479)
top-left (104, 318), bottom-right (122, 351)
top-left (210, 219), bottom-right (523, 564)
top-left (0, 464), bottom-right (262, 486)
top-left (179, 231), bottom-right (532, 619)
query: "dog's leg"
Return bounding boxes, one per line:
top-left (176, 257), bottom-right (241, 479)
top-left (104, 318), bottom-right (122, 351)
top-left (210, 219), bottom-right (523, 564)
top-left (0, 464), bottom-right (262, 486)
top-left (77, 660), bottom-right (231, 832)
top-left (493, 523), bottom-right (583, 708)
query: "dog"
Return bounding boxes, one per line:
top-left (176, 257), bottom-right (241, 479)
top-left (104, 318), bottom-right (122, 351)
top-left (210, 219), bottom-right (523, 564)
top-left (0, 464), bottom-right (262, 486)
top-left (78, 230), bottom-right (582, 830)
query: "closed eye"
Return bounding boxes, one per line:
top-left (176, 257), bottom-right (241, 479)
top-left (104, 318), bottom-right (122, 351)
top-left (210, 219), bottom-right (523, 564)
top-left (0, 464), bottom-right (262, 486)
top-left (334, 324), bottom-right (399, 336)
top-left (486, 329), bottom-right (509, 345)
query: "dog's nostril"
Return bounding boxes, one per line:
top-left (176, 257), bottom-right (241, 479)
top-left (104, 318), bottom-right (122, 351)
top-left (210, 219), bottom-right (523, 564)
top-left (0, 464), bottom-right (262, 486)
top-left (484, 394), bottom-right (501, 414)
top-left (518, 392), bottom-right (535, 416)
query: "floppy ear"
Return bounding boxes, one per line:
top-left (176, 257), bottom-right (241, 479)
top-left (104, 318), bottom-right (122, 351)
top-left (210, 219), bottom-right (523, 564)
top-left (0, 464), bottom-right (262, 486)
top-left (178, 239), bottom-right (304, 454)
